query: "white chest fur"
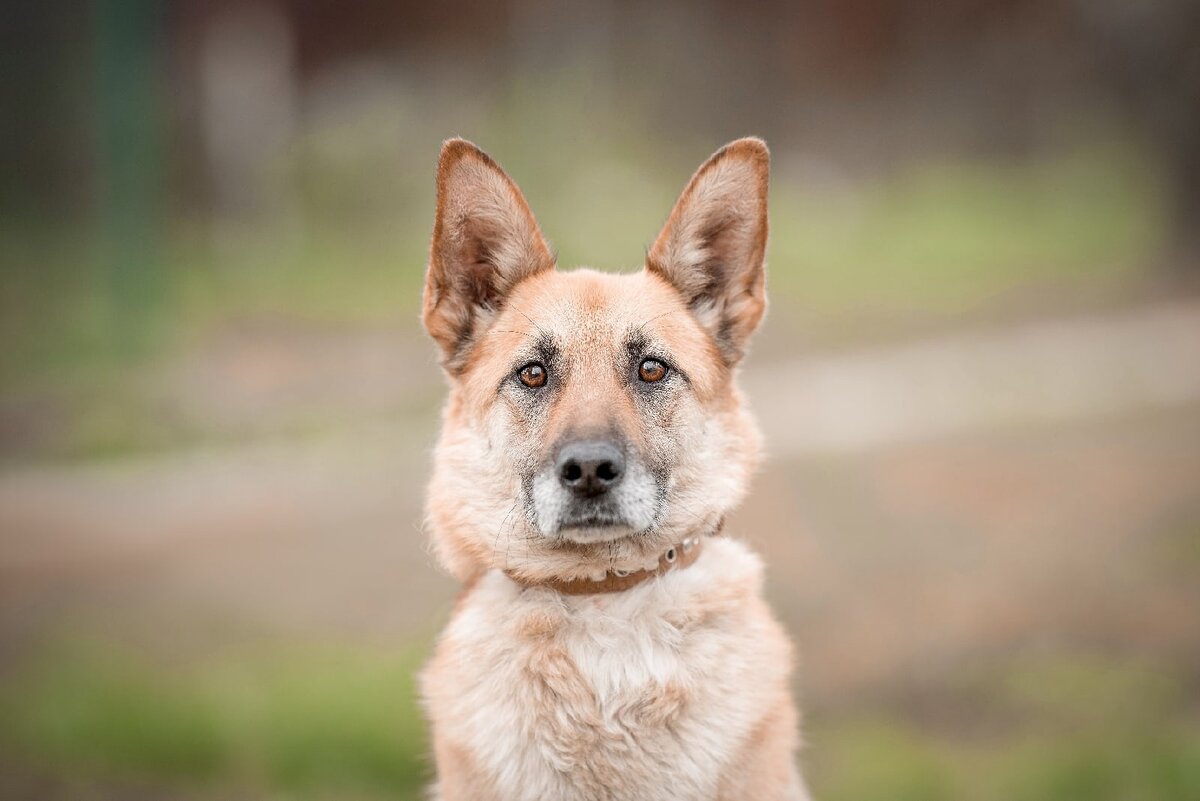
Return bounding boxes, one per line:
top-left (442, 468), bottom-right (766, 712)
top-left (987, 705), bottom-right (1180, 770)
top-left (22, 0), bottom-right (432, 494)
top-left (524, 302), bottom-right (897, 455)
top-left (422, 538), bottom-right (796, 801)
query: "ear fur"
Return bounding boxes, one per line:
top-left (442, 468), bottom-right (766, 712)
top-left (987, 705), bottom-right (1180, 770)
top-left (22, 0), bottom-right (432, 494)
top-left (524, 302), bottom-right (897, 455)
top-left (423, 139), bottom-right (554, 371)
top-left (647, 138), bottom-right (769, 363)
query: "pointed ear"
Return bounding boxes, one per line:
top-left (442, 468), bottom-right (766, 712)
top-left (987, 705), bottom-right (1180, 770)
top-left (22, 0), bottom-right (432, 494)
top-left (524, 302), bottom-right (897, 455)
top-left (647, 138), bottom-right (769, 364)
top-left (423, 138), bottom-right (554, 370)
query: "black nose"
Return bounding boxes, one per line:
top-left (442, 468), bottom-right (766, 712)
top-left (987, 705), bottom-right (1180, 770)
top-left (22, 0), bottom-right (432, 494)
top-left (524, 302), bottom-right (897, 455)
top-left (557, 440), bottom-right (625, 497)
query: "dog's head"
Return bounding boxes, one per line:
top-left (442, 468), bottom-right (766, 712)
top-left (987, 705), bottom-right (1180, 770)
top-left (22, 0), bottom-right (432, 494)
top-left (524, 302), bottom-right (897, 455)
top-left (422, 138), bottom-right (769, 582)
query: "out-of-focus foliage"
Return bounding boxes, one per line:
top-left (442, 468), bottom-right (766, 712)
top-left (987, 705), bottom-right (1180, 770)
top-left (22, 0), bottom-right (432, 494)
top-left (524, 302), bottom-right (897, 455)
top-left (3, 638), bottom-right (1198, 801)
top-left (1, 638), bottom-right (429, 799)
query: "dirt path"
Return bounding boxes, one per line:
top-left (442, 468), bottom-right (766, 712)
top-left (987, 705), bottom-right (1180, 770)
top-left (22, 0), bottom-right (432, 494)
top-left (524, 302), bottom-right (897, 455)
top-left (747, 300), bottom-right (1200, 454)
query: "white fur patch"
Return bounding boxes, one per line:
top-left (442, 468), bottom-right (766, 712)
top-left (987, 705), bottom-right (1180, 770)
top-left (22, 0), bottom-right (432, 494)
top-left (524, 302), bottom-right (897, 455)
top-left (530, 456), bottom-right (660, 541)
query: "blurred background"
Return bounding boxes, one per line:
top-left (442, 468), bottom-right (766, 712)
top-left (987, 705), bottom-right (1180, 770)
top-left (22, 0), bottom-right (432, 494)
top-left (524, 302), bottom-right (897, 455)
top-left (2, 1), bottom-right (1199, 799)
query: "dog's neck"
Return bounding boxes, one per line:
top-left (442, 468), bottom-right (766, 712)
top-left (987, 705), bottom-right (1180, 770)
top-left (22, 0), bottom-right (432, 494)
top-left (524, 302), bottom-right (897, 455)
top-left (502, 517), bottom-right (723, 595)
top-left (504, 536), bottom-right (705, 595)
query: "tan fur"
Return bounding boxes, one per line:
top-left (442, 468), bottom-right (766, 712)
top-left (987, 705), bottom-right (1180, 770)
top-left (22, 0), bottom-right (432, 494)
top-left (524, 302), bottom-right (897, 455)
top-left (419, 138), bottom-right (809, 800)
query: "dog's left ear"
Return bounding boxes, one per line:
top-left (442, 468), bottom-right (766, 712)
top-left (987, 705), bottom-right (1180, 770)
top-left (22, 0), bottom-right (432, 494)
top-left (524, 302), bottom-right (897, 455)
top-left (424, 138), bottom-right (555, 371)
top-left (647, 138), bottom-right (769, 364)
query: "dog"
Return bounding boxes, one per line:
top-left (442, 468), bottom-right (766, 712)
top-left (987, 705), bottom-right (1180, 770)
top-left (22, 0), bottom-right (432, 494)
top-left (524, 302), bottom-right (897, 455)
top-left (419, 137), bottom-right (809, 800)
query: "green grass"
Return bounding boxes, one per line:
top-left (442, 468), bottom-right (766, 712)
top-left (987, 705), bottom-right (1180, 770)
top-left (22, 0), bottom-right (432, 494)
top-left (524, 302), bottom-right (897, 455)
top-left (0, 639), bottom-right (430, 800)
top-left (770, 145), bottom-right (1164, 321)
top-left (811, 717), bottom-right (1200, 801)
top-left (2, 639), bottom-right (1197, 800)
top-left (809, 652), bottom-right (1200, 801)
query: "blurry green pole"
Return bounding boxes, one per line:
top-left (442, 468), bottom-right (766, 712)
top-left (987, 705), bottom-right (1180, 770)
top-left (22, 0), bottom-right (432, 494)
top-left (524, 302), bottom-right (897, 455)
top-left (94, 0), bottom-right (165, 357)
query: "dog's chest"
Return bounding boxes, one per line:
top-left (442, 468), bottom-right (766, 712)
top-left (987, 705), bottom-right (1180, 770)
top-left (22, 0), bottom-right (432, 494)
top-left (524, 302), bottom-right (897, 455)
top-left (427, 548), bottom-right (786, 801)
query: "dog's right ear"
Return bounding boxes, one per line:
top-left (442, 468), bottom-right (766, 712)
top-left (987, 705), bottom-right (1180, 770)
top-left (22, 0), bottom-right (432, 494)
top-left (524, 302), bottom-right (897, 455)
top-left (423, 139), bottom-right (554, 371)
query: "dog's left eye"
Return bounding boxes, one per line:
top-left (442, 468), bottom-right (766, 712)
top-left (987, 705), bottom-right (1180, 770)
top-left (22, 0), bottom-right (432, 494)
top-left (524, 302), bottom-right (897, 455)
top-left (518, 362), bottom-right (548, 388)
top-left (638, 358), bottom-right (668, 383)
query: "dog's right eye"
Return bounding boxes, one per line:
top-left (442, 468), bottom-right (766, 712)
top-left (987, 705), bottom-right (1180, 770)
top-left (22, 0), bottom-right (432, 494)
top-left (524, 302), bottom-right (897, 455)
top-left (518, 362), bottom-right (548, 388)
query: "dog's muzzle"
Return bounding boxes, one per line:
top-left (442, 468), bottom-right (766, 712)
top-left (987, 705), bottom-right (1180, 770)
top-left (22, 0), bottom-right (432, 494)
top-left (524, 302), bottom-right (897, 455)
top-left (529, 437), bottom-right (660, 539)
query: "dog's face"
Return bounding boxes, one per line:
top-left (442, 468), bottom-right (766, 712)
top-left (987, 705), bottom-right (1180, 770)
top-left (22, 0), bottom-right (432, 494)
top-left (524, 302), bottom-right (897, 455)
top-left (422, 139), bottom-right (769, 581)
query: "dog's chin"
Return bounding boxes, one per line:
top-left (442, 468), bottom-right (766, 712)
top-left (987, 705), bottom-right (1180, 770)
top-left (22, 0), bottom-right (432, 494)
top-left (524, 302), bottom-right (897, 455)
top-left (555, 520), bottom-right (641, 545)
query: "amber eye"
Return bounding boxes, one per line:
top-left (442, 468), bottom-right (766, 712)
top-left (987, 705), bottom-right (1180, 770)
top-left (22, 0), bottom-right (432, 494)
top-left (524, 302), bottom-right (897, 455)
top-left (518, 362), bottom-right (547, 388)
top-left (638, 358), bottom-right (668, 383)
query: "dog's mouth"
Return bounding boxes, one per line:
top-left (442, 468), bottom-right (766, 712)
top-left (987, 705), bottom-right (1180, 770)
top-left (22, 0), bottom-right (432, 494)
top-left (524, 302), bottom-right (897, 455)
top-left (562, 516), bottom-right (622, 530)
top-left (559, 501), bottom-right (624, 528)
top-left (557, 506), bottom-right (637, 542)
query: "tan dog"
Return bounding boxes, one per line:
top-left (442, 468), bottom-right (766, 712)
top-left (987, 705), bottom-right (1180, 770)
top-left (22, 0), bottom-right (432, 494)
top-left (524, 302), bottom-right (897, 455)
top-left (419, 138), bottom-right (809, 800)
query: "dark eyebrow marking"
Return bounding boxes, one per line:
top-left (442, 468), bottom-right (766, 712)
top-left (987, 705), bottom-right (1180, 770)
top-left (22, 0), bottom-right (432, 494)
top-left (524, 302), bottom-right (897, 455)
top-left (533, 332), bottom-right (558, 359)
top-left (625, 329), bottom-right (649, 356)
